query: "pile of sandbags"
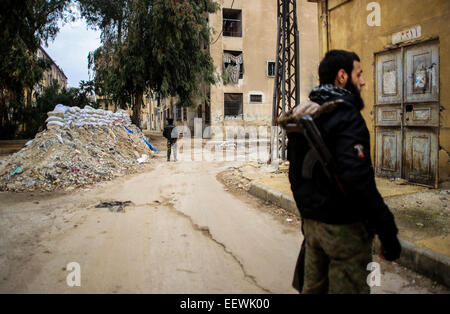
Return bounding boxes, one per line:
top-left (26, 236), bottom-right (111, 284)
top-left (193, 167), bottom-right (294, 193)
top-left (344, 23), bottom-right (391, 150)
top-left (0, 105), bottom-right (156, 192)
top-left (46, 104), bottom-right (132, 129)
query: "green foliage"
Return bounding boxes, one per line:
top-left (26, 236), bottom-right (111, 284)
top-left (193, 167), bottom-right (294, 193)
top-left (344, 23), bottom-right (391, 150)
top-left (0, 0), bottom-right (70, 90)
top-left (0, 93), bottom-right (27, 140)
top-left (79, 0), bottom-right (130, 43)
top-left (83, 0), bottom-right (220, 125)
top-left (147, 0), bottom-right (219, 106)
top-left (15, 82), bottom-right (97, 139)
top-left (0, 0), bottom-right (71, 138)
top-left (36, 81), bottom-right (96, 110)
top-left (88, 43), bottom-right (131, 110)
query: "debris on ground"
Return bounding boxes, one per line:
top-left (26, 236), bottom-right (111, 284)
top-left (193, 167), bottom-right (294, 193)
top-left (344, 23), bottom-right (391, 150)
top-left (137, 154), bottom-right (149, 164)
top-left (0, 105), bottom-right (157, 192)
top-left (95, 201), bottom-right (132, 212)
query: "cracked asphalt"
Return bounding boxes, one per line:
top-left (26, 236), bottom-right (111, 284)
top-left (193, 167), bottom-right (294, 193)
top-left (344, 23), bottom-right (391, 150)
top-left (0, 136), bottom-right (448, 293)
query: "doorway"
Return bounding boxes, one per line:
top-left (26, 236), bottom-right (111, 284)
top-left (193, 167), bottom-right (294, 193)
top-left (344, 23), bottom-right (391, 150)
top-left (375, 40), bottom-right (439, 187)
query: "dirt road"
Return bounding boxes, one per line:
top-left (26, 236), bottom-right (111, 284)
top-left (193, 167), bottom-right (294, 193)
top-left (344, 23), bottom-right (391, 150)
top-left (0, 155), bottom-right (301, 293)
top-left (0, 136), bottom-right (447, 294)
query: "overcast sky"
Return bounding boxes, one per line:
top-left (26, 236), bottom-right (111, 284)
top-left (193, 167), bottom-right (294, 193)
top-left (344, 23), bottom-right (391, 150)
top-left (44, 18), bottom-right (101, 88)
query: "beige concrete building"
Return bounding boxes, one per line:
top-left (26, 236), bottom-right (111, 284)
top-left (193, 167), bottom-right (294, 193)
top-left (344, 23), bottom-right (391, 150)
top-left (29, 47), bottom-right (68, 104)
top-left (309, 0), bottom-right (449, 187)
top-left (146, 0), bottom-right (319, 134)
top-left (97, 92), bottom-right (176, 131)
top-left (208, 0), bottom-right (318, 128)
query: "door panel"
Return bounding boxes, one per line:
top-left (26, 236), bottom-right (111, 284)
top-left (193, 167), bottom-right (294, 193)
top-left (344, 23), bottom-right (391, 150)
top-left (376, 104), bottom-right (402, 127)
top-left (403, 129), bottom-right (438, 185)
top-left (375, 50), bottom-right (403, 180)
top-left (376, 51), bottom-right (403, 105)
top-left (405, 43), bottom-right (439, 103)
top-left (404, 103), bottom-right (439, 127)
top-left (376, 128), bottom-right (402, 178)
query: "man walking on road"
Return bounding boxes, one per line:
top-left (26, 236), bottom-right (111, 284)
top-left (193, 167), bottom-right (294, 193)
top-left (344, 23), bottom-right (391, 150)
top-left (287, 50), bottom-right (401, 294)
top-left (163, 118), bottom-right (178, 162)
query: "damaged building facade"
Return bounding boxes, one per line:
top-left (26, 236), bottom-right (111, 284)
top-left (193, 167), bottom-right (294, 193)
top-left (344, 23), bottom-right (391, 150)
top-left (146, 0), bottom-right (319, 133)
top-left (309, 0), bottom-right (449, 187)
top-left (22, 47), bottom-right (68, 107)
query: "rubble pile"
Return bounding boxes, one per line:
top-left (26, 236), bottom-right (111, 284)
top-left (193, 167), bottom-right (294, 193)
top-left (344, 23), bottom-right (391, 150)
top-left (0, 105), bottom-right (155, 192)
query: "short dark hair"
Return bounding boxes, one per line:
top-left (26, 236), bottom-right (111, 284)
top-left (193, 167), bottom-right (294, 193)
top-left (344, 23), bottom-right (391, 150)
top-left (318, 50), bottom-right (360, 85)
top-left (167, 118), bottom-right (174, 124)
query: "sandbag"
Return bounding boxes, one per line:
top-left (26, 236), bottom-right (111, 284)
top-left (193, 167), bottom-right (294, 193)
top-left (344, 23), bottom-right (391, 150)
top-left (47, 121), bottom-right (65, 129)
top-left (54, 104), bottom-right (69, 112)
top-left (47, 111), bottom-right (65, 118)
top-left (46, 116), bottom-right (65, 123)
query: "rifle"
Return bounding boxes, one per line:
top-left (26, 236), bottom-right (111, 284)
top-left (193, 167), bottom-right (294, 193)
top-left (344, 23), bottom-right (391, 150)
top-left (279, 99), bottom-right (345, 193)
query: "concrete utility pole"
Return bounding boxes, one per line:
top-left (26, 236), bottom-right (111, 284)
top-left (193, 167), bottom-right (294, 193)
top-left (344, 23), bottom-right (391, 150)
top-left (270, 0), bottom-right (300, 162)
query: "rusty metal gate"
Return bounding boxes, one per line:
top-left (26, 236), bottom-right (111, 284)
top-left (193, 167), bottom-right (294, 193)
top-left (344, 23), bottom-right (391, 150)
top-left (375, 40), bottom-right (439, 187)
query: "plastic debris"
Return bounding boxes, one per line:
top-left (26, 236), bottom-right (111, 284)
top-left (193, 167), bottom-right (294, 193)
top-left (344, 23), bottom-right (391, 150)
top-left (143, 138), bottom-right (160, 152)
top-left (124, 126), bottom-right (134, 134)
top-left (8, 165), bottom-right (21, 180)
top-left (137, 154), bottom-right (148, 164)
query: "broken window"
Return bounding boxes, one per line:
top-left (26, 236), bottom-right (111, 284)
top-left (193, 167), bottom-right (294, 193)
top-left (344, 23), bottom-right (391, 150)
top-left (267, 61), bottom-right (276, 77)
top-left (223, 9), bottom-right (242, 37)
top-left (223, 51), bottom-right (244, 84)
top-left (224, 93), bottom-right (243, 120)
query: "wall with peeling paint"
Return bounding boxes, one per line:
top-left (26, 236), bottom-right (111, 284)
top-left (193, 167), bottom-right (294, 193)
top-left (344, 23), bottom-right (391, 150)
top-left (312, 0), bottom-right (450, 185)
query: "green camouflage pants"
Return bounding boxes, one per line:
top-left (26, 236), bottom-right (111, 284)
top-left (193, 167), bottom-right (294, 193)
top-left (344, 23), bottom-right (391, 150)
top-left (302, 219), bottom-right (373, 294)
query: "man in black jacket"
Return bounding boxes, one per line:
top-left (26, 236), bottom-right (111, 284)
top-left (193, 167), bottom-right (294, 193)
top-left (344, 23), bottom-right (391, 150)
top-left (163, 118), bottom-right (177, 162)
top-left (287, 50), bottom-right (401, 293)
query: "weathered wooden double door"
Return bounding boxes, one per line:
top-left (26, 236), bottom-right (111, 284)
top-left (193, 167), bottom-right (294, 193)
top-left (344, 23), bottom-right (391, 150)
top-left (375, 41), bottom-right (439, 187)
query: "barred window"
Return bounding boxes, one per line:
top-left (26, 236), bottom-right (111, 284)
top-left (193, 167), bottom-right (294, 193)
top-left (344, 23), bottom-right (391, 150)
top-left (224, 93), bottom-right (243, 119)
top-left (250, 94), bottom-right (263, 103)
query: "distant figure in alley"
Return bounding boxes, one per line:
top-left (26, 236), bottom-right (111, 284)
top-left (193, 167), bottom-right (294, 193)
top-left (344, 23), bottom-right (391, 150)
top-left (163, 118), bottom-right (178, 162)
